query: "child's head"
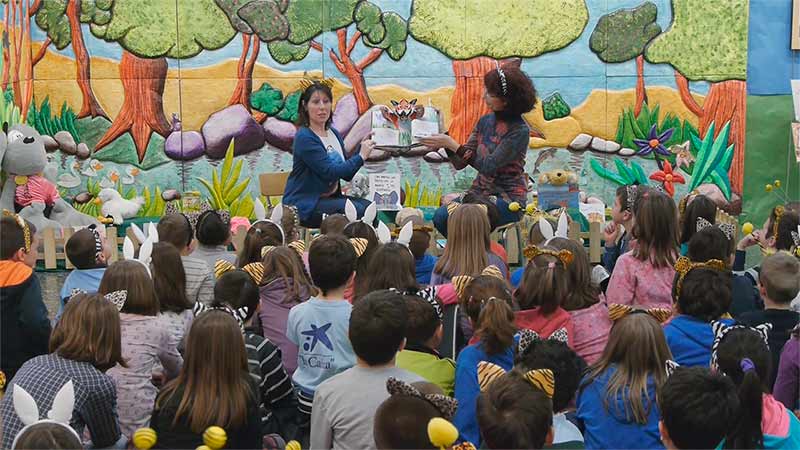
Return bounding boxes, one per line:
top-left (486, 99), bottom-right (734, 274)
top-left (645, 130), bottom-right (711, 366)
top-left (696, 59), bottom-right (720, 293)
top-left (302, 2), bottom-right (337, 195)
top-left (308, 235), bottom-right (357, 295)
top-left (261, 246), bottom-right (316, 302)
top-left (679, 194), bottom-right (717, 245)
top-left (713, 324), bottom-right (772, 449)
top-left (195, 210), bottom-right (231, 246)
top-left (12, 422), bottom-right (82, 450)
top-left (462, 193), bottom-right (500, 231)
top-left (460, 275), bottom-right (515, 355)
top-left (404, 294), bottom-right (443, 349)
top-left (320, 213), bottom-right (348, 235)
top-left (365, 243), bottom-right (418, 295)
top-left (65, 225), bottom-right (111, 269)
top-left (527, 217), bottom-right (557, 247)
top-left (99, 260), bottom-right (159, 316)
top-left (408, 229), bottom-right (431, 260)
top-left (50, 293), bottom-right (126, 371)
top-left (587, 313), bottom-right (672, 424)
top-left (435, 204), bottom-right (491, 278)
top-left (476, 370), bottom-right (554, 449)
top-left (349, 289), bottom-right (407, 366)
top-left (343, 221), bottom-right (380, 300)
top-left (611, 184), bottom-right (638, 225)
top-left (631, 189), bottom-right (679, 269)
top-left (687, 227), bottom-right (734, 263)
top-left (547, 238), bottom-right (600, 311)
top-left (214, 269), bottom-right (260, 323)
top-left (374, 380), bottom-right (454, 450)
top-left (759, 251), bottom-right (800, 304)
top-left (1, 213), bottom-right (38, 267)
top-left (515, 246), bottom-right (571, 314)
top-left (151, 242), bottom-right (192, 313)
top-left (763, 206), bottom-right (800, 251)
top-left (157, 213), bottom-right (194, 251)
top-left (515, 338), bottom-right (586, 413)
top-left (237, 221), bottom-right (283, 267)
top-left (657, 366), bottom-right (739, 450)
top-left (672, 258), bottom-right (731, 321)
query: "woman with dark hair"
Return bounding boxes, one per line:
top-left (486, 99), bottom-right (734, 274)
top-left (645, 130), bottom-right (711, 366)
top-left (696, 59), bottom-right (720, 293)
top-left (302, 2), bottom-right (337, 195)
top-left (283, 81), bottom-right (376, 228)
top-left (420, 65), bottom-right (537, 236)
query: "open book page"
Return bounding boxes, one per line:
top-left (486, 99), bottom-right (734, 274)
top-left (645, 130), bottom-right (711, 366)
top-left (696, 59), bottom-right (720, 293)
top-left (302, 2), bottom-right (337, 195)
top-left (411, 119), bottom-right (439, 140)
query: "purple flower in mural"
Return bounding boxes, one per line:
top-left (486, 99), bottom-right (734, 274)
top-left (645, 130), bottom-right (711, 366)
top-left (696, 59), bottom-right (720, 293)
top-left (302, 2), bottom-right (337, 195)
top-left (634, 124), bottom-right (674, 157)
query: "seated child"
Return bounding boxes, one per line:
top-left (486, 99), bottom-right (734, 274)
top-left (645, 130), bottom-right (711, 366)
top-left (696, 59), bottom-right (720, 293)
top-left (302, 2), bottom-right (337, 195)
top-left (511, 216), bottom-right (557, 288)
top-left (396, 207), bottom-right (438, 285)
top-left (515, 337), bottom-right (587, 446)
top-left (0, 213), bottom-right (49, 383)
top-left (476, 369), bottom-right (555, 449)
top-left (462, 194), bottom-right (508, 267)
top-left (59, 225), bottom-right (112, 320)
top-left (678, 194), bottom-right (717, 255)
top-left (236, 221), bottom-right (284, 266)
top-left (287, 235), bottom-right (357, 423)
top-left (10, 421), bottom-right (83, 450)
top-left (310, 290), bottom-right (423, 450)
top-left (713, 322), bottom-right (800, 449)
top-left (374, 380), bottom-right (457, 449)
top-left (657, 366), bottom-right (739, 449)
top-left (602, 185), bottom-right (637, 274)
top-left (687, 227), bottom-right (762, 317)
top-left (454, 274), bottom-right (516, 444)
top-left (576, 313), bottom-right (672, 450)
top-left (396, 294), bottom-right (456, 395)
top-left (738, 252), bottom-right (800, 389)
top-left (206, 267), bottom-right (294, 434)
top-left (320, 213), bottom-right (349, 236)
top-left (343, 221), bottom-right (380, 302)
top-left (774, 324), bottom-right (799, 410)
top-left (663, 256), bottom-right (734, 367)
top-left (515, 245), bottom-right (575, 346)
top-left (192, 210), bottom-right (236, 269)
top-left (157, 213), bottom-right (214, 305)
top-left (151, 242), bottom-right (194, 355)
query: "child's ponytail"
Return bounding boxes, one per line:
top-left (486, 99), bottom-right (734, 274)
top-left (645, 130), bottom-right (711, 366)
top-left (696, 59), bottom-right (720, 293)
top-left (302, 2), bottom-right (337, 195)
top-left (516, 247), bottom-right (571, 314)
top-left (474, 297), bottom-right (516, 355)
top-left (730, 359), bottom-right (764, 449)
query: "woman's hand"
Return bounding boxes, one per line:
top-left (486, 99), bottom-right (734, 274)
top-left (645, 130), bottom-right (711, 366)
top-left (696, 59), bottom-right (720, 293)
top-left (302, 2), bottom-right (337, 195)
top-left (419, 133), bottom-right (459, 152)
top-left (359, 137), bottom-right (376, 160)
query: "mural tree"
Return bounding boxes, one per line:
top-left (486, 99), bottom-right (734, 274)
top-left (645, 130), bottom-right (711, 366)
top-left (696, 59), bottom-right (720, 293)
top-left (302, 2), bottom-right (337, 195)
top-left (35, 0), bottom-right (107, 119)
top-left (645, 0), bottom-right (748, 194)
top-left (87, 0), bottom-right (236, 161)
top-left (2, 0), bottom-right (46, 118)
top-left (262, 0), bottom-right (408, 115)
top-left (589, 2), bottom-right (662, 117)
top-left (409, 0), bottom-right (589, 144)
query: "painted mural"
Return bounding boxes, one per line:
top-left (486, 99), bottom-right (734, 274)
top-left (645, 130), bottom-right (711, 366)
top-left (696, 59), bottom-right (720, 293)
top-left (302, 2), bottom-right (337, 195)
top-left (0, 0), bottom-right (751, 226)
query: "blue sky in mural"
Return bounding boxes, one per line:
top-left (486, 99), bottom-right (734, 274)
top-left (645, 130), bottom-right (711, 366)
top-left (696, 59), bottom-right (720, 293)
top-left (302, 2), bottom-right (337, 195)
top-left (31, 0), bottom-right (709, 106)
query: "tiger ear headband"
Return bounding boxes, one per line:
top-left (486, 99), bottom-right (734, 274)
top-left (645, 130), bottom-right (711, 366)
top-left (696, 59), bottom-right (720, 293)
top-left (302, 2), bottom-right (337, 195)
top-left (215, 260), bottom-right (264, 285)
top-left (772, 205), bottom-right (786, 243)
top-left (451, 265), bottom-right (505, 299)
top-left (696, 217), bottom-right (736, 241)
top-left (446, 201), bottom-right (488, 217)
top-left (386, 377), bottom-right (458, 420)
top-left (494, 61), bottom-right (508, 96)
top-left (517, 328), bottom-right (569, 355)
top-left (522, 245), bottom-right (573, 267)
top-left (477, 362), bottom-right (554, 398)
top-left (791, 225), bottom-right (800, 257)
top-left (709, 321), bottom-right (772, 371)
top-left (607, 303), bottom-right (672, 323)
top-left (3, 209), bottom-right (31, 252)
top-left (673, 256), bottom-right (728, 301)
top-left (192, 301), bottom-right (250, 330)
top-left (68, 289), bottom-right (127, 311)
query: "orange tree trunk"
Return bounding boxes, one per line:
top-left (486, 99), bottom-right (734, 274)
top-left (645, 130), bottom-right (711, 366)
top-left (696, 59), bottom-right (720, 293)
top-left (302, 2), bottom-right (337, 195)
top-left (94, 51), bottom-right (170, 162)
top-left (328, 29), bottom-right (379, 115)
top-left (698, 80), bottom-right (746, 195)
top-left (66, 0), bottom-right (106, 119)
top-left (634, 55), bottom-right (647, 117)
top-left (228, 34), bottom-right (259, 111)
top-left (447, 57), bottom-right (497, 144)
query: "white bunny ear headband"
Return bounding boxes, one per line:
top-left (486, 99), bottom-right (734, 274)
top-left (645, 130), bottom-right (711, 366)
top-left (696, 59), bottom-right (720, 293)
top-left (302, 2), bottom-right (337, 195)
top-left (11, 381), bottom-right (80, 449)
top-left (374, 221), bottom-right (414, 247)
top-left (122, 232), bottom-right (155, 277)
top-left (252, 201), bottom-right (286, 244)
top-left (539, 212), bottom-right (569, 245)
top-left (345, 199), bottom-right (377, 228)
top-left (129, 222), bottom-right (159, 246)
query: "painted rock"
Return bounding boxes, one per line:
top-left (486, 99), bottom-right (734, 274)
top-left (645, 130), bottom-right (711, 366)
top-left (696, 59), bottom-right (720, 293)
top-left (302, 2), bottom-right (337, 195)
top-left (76, 143), bottom-right (91, 160)
top-left (201, 104), bottom-right (265, 158)
top-left (54, 131), bottom-right (77, 155)
top-left (162, 189), bottom-right (181, 201)
top-left (343, 105), bottom-right (383, 156)
top-left (42, 134), bottom-right (59, 152)
top-left (74, 191), bottom-right (93, 204)
top-left (332, 93), bottom-right (359, 137)
top-left (423, 148), bottom-right (449, 163)
top-left (262, 117), bottom-right (297, 152)
top-left (618, 147), bottom-right (636, 157)
top-left (590, 137), bottom-right (620, 153)
top-left (367, 149), bottom-right (391, 162)
top-left (568, 133), bottom-right (592, 151)
top-left (165, 131), bottom-right (205, 160)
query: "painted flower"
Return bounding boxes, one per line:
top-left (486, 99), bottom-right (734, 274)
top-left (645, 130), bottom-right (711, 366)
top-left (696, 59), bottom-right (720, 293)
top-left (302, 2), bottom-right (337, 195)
top-left (649, 161), bottom-right (685, 197)
top-left (634, 124), bottom-right (675, 157)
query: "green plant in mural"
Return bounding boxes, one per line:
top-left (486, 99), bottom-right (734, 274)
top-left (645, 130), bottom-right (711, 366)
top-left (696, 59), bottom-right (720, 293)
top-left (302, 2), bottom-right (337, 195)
top-left (687, 121), bottom-right (734, 201)
top-left (198, 140), bottom-right (255, 218)
top-left (590, 158), bottom-right (650, 187)
top-left (403, 180), bottom-right (442, 208)
top-left (138, 186), bottom-right (166, 217)
top-left (250, 83), bottom-right (285, 116)
top-left (27, 97), bottom-right (81, 142)
top-left (590, 2), bottom-right (662, 116)
top-left (615, 103), bottom-right (698, 154)
top-left (541, 93), bottom-right (570, 121)
top-left (275, 91), bottom-right (301, 123)
top-left (75, 179), bottom-right (102, 217)
top-left (0, 89), bottom-right (23, 126)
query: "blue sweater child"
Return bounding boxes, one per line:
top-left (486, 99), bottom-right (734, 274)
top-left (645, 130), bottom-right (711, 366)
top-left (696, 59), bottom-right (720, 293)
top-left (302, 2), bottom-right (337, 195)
top-left (57, 227), bottom-right (110, 321)
top-left (663, 315), bottom-right (735, 367)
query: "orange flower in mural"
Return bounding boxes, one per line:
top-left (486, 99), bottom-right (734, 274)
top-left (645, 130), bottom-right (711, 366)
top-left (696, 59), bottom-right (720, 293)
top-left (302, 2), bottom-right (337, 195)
top-left (649, 161), bottom-right (685, 197)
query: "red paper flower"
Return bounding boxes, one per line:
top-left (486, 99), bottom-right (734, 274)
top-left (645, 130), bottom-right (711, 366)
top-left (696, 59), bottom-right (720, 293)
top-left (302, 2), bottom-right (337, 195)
top-left (649, 161), bottom-right (685, 197)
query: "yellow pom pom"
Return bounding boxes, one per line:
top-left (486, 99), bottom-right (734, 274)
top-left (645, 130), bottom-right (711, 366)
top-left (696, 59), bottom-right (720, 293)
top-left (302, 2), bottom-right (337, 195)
top-left (766, 184), bottom-right (773, 192)
top-left (202, 426), bottom-right (227, 450)
top-left (525, 203), bottom-right (537, 215)
top-left (428, 417), bottom-right (459, 449)
top-left (508, 202), bottom-right (521, 212)
top-left (285, 440), bottom-right (302, 450)
top-left (196, 446), bottom-right (212, 450)
top-left (742, 222), bottom-right (754, 236)
top-left (132, 428), bottom-right (157, 450)
top-left (775, 180), bottom-right (782, 188)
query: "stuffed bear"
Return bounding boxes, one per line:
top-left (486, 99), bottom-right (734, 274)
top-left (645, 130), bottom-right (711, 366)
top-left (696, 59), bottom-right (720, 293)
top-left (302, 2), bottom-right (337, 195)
top-left (538, 169), bottom-right (578, 186)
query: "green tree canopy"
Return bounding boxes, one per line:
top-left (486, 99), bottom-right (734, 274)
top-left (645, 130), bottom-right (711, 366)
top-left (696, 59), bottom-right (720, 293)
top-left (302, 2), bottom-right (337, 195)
top-left (589, 2), bottom-right (662, 63)
top-left (644, 0), bottom-right (747, 81)
top-left (409, 0), bottom-right (588, 59)
top-left (215, 0), bottom-right (289, 42)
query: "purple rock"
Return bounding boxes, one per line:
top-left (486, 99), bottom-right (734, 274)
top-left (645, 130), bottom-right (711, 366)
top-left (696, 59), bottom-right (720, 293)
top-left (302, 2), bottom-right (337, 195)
top-left (164, 131), bottom-right (206, 160)
top-left (343, 105), bottom-right (383, 157)
top-left (201, 104), bottom-right (265, 158)
top-left (263, 117), bottom-right (297, 152)
top-left (332, 93), bottom-right (359, 137)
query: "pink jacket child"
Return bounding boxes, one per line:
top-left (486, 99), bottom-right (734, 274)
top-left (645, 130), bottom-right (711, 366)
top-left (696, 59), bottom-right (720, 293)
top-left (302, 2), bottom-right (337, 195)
top-left (568, 300), bottom-right (612, 365)
top-left (605, 252), bottom-right (676, 309)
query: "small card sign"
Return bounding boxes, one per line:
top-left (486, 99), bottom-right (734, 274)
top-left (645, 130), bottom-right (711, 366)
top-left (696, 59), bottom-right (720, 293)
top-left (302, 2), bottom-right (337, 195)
top-left (369, 173), bottom-right (402, 211)
top-left (537, 183), bottom-right (580, 212)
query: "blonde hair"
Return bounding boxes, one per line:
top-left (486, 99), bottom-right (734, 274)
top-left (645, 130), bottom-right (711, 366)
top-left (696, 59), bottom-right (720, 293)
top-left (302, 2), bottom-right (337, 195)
top-left (434, 204), bottom-right (490, 279)
top-left (760, 251), bottom-right (800, 303)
